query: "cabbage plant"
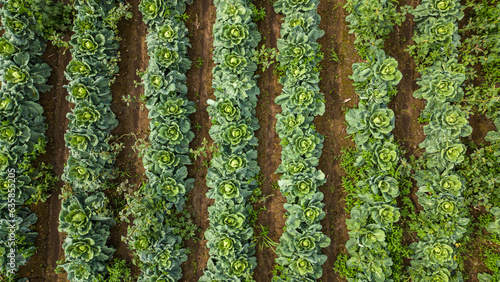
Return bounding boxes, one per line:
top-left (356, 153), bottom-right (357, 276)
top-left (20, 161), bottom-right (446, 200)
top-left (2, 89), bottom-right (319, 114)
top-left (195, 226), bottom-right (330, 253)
top-left (344, 0), bottom-right (406, 47)
top-left (413, 66), bottom-right (465, 105)
top-left (412, 0), bottom-right (463, 22)
top-left (129, 0), bottom-right (196, 281)
top-left (411, 240), bottom-right (457, 269)
top-left (284, 193), bottom-right (325, 229)
top-left (1, 52), bottom-right (52, 97)
top-left (64, 237), bottom-right (105, 262)
top-left (202, 0), bottom-right (261, 280)
top-left (423, 103), bottom-right (472, 138)
top-left (60, 0), bottom-right (127, 279)
top-left (350, 48), bottom-right (402, 87)
top-left (422, 140), bottom-right (466, 171)
top-left (139, 0), bottom-right (165, 23)
top-left (274, 0), bottom-right (318, 13)
top-left (357, 175), bottom-right (399, 203)
top-left (70, 29), bottom-right (118, 61)
top-left (408, 1), bottom-right (471, 280)
top-left (346, 102), bottom-right (395, 146)
top-left (272, 0), bottom-right (329, 280)
top-left (0, 37), bottom-right (17, 57)
top-left (275, 84), bottom-right (325, 116)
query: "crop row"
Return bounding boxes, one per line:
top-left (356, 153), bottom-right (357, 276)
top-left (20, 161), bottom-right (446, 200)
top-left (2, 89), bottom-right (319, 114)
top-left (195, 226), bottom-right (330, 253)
top-left (476, 2), bottom-right (500, 242)
top-left (272, 0), bottom-right (330, 280)
top-left (408, 0), bottom-right (472, 280)
top-left (343, 0), bottom-right (405, 280)
top-left (460, 2), bottom-right (500, 241)
top-left (457, 1), bottom-right (500, 280)
top-left (0, 0), bottom-right (66, 277)
top-left (122, 0), bottom-right (194, 281)
top-left (57, 0), bottom-right (122, 280)
top-left (200, 0), bottom-right (261, 280)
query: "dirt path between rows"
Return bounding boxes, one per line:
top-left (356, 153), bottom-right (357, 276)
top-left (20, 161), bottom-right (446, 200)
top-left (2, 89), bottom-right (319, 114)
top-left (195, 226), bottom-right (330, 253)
top-left (315, 0), bottom-right (358, 280)
top-left (18, 37), bottom-right (72, 282)
top-left (250, 0), bottom-right (284, 280)
top-left (180, 0), bottom-right (215, 279)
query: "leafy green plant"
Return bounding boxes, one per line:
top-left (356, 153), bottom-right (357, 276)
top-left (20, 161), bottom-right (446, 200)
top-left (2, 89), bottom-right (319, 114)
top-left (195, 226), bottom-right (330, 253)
top-left (344, 0), bottom-right (408, 53)
top-left (250, 4), bottom-right (266, 21)
top-left (459, 0), bottom-right (500, 119)
top-left (57, 0), bottom-right (131, 280)
top-left (189, 137), bottom-right (217, 161)
top-left (340, 0), bottom-right (411, 279)
top-left (200, 0), bottom-right (262, 280)
top-left (121, 0), bottom-right (197, 281)
top-left (194, 57), bottom-right (204, 69)
top-left (106, 258), bottom-right (133, 282)
top-left (251, 44), bottom-right (278, 72)
top-left (270, 0), bottom-right (331, 280)
top-left (329, 47), bottom-right (339, 62)
top-left (0, 0), bottom-right (70, 275)
top-left (407, 0), bottom-right (471, 280)
top-left (406, 0), bottom-right (463, 70)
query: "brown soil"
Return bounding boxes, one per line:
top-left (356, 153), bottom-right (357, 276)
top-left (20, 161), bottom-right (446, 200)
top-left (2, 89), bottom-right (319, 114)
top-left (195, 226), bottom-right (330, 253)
top-left (180, 0), bottom-right (216, 279)
top-left (251, 0), bottom-right (285, 280)
top-left (16, 0), bottom-right (496, 281)
top-left (17, 36), bottom-right (72, 281)
top-left (315, 0), bottom-right (359, 281)
top-left (107, 0), bottom-right (149, 276)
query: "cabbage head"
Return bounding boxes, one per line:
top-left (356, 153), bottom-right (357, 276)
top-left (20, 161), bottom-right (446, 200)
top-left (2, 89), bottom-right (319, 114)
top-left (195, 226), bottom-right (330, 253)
top-left (230, 258), bottom-right (250, 276)
top-left (64, 237), bottom-right (101, 262)
top-left (59, 197), bottom-right (92, 236)
top-left (370, 204), bottom-right (400, 226)
top-left (0, 38), bottom-right (16, 57)
top-left (222, 123), bottom-right (252, 146)
top-left (139, 0), bottom-right (166, 23)
top-left (153, 47), bottom-right (179, 68)
top-left (412, 0), bottom-right (463, 22)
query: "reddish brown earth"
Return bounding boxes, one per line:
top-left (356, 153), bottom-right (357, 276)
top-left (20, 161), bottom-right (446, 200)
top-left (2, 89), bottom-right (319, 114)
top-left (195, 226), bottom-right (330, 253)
top-left (17, 37), bottom-right (72, 281)
top-left (181, 0), bottom-right (216, 279)
top-left (16, 0), bottom-right (495, 281)
top-left (315, 1), bottom-right (359, 281)
top-left (251, 0), bottom-right (284, 280)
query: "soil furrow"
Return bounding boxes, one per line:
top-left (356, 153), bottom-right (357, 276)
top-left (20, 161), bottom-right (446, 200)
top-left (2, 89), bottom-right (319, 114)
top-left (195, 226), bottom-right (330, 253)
top-left (109, 0), bottom-right (149, 276)
top-left (252, 0), bottom-right (285, 280)
top-left (316, 0), bottom-right (359, 280)
top-left (19, 38), bottom-right (72, 281)
top-left (181, 0), bottom-right (216, 279)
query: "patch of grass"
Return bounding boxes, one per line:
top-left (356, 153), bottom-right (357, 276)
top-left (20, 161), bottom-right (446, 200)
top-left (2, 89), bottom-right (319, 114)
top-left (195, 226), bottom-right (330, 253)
top-left (106, 258), bottom-right (134, 282)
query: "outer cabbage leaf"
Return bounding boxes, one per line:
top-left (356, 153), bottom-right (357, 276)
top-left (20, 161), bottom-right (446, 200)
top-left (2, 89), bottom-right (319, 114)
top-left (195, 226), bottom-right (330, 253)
top-left (487, 207), bottom-right (500, 235)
